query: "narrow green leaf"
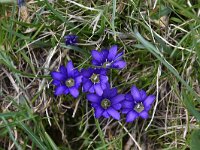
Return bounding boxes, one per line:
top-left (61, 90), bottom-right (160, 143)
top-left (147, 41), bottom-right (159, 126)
top-left (19, 122), bottom-right (47, 150)
top-left (190, 129), bottom-right (200, 150)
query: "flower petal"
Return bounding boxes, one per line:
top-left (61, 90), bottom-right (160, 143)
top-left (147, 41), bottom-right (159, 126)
top-left (111, 94), bottom-right (125, 105)
top-left (89, 85), bottom-right (95, 93)
top-left (101, 49), bottom-right (109, 60)
top-left (111, 60), bottom-right (126, 69)
top-left (59, 65), bottom-right (67, 74)
top-left (125, 93), bottom-right (133, 101)
top-left (107, 107), bottom-right (120, 120)
top-left (55, 86), bottom-right (67, 96)
top-left (112, 103), bottom-right (122, 110)
top-left (102, 110), bottom-right (110, 118)
top-left (131, 86), bottom-right (141, 102)
top-left (122, 108), bottom-right (131, 114)
top-left (143, 95), bottom-right (155, 110)
top-left (83, 80), bottom-right (93, 92)
top-left (66, 60), bottom-right (74, 77)
top-left (121, 101), bottom-right (133, 109)
top-left (75, 75), bottom-right (82, 88)
top-left (100, 75), bottom-right (108, 83)
top-left (139, 111), bottom-right (149, 119)
top-left (81, 68), bottom-right (93, 78)
top-left (92, 59), bottom-right (101, 66)
top-left (52, 80), bottom-right (61, 86)
top-left (94, 107), bottom-right (104, 118)
top-left (51, 72), bottom-right (66, 81)
top-left (64, 88), bottom-right (69, 94)
top-left (87, 94), bottom-right (101, 103)
top-left (103, 87), bottom-right (117, 98)
top-left (94, 83), bottom-right (103, 96)
top-left (140, 90), bottom-right (147, 100)
top-left (126, 111), bottom-right (138, 122)
top-left (91, 50), bottom-right (103, 63)
top-left (69, 87), bottom-right (79, 98)
top-left (108, 45), bottom-right (118, 61)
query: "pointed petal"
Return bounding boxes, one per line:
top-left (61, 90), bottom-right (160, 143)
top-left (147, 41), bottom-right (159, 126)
top-left (108, 45), bottom-right (118, 61)
top-left (87, 94), bottom-right (101, 103)
top-left (140, 90), bottom-right (147, 100)
top-left (115, 52), bottom-right (123, 60)
top-left (66, 60), bottom-right (74, 77)
top-left (83, 80), bottom-right (93, 92)
top-left (111, 94), bottom-right (125, 105)
top-left (81, 68), bottom-right (93, 78)
top-left (112, 103), bottom-right (122, 110)
top-left (121, 101), bottom-right (133, 109)
top-left (91, 50), bottom-right (103, 63)
top-left (126, 111), bottom-right (138, 122)
top-left (55, 86), bottom-right (67, 96)
top-left (94, 83), bottom-right (103, 96)
top-left (103, 87), bottom-right (117, 98)
top-left (122, 108), bottom-right (131, 114)
top-left (139, 111), bottom-right (149, 119)
top-left (75, 75), bottom-right (82, 88)
top-left (101, 49), bottom-right (109, 60)
top-left (94, 107), bottom-right (104, 118)
top-left (125, 93), bottom-right (133, 101)
top-left (51, 72), bottom-right (66, 81)
top-left (107, 107), bottom-right (120, 120)
top-left (131, 86), bottom-right (141, 102)
top-left (100, 75), bottom-right (108, 83)
top-left (102, 110), bottom-right (110, 118)
top-left (64, 88), bottom-right (69, 94)
top-left (143, 95), bottom-right (155, 110)
top-left (89, 85), bottom-right (95, 93)
top-left (59, 65), bottom-right (67, 74)
top-left (111, 60), bottom-right (126, 69)
top-left (52, 80), bottom-right (61, 86)
top-left (92, 59), bottom-right (101, 66)
top-left (69, 87), bottom-right (79, 98)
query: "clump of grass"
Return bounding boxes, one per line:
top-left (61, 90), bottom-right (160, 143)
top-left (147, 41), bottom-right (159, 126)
top-left (0, 0), bottom-right (200, 149)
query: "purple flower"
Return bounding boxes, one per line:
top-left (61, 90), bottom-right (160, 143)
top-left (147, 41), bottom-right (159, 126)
top-left (50, 61), bottom-right (82, 98)
top-left (87, 87), bottom-right (125, 120)
top-left (81, 68), bottom-right (109, 96)
top-left (91, 45), bottom-right (126, 69)
top-left (121, 86), bottom-right (155, 122)
top-left (64, 35), bottom-right (78, 45)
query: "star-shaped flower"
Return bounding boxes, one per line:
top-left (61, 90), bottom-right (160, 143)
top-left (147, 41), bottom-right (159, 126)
top-left (50, 61), bottom-right (82, 98)
top-left (87, 87), bottom-right (125, 120)
top-left (121, 86), bottom-right (155, 122)
top-left (81, 68), bottom-right (109, 96)
top-left (64, 35), bottom-right (78, 45)
top-left (91, 45), bottom-right (126, 69)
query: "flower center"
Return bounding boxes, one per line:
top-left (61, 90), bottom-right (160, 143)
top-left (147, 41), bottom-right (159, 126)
top-left (101, 99), bottom-right (111, 109)
top-left (103, 61), bottom-right (111, 68)
top-left (134, 103), bottom-right (144, 113)
top-left (90, 73), bottom-right (100, 83)
top-left (65, 78), bottom-right (75, 87)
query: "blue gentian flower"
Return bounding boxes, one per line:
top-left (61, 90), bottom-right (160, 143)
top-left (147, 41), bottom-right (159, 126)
top-left (81, 68), bottom-right (108, 96)
top-left (64, 35), bottom-right (78, 45)
top-left (17, 0), bottom-right (25, 7)
top-left (87, 87), bottom-right (125, 120)
top-left (91, 45), bottom-right (126, 69)
top-left (51, 61), bottom-right (82, 98)
top-left (121, 86), bottom-right (155, 122)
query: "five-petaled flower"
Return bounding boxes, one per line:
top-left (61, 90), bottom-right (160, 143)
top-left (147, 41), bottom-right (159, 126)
top-left (91, 45), bottom-right (126, 69)
top-left (64, 35), bottom-right (78, 45)
top-left (87, 87), bottom-right (125, 120)
top-left (51, 61), bottom-right (82, 98)
top-left (121, 86), bottom-right (155, 122)
top-left (81, 68), bottom-right (108, 96)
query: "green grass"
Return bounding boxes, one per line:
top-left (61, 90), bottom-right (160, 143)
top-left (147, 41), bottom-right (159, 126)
top-left (0, 0), bottom-right (200, 149)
